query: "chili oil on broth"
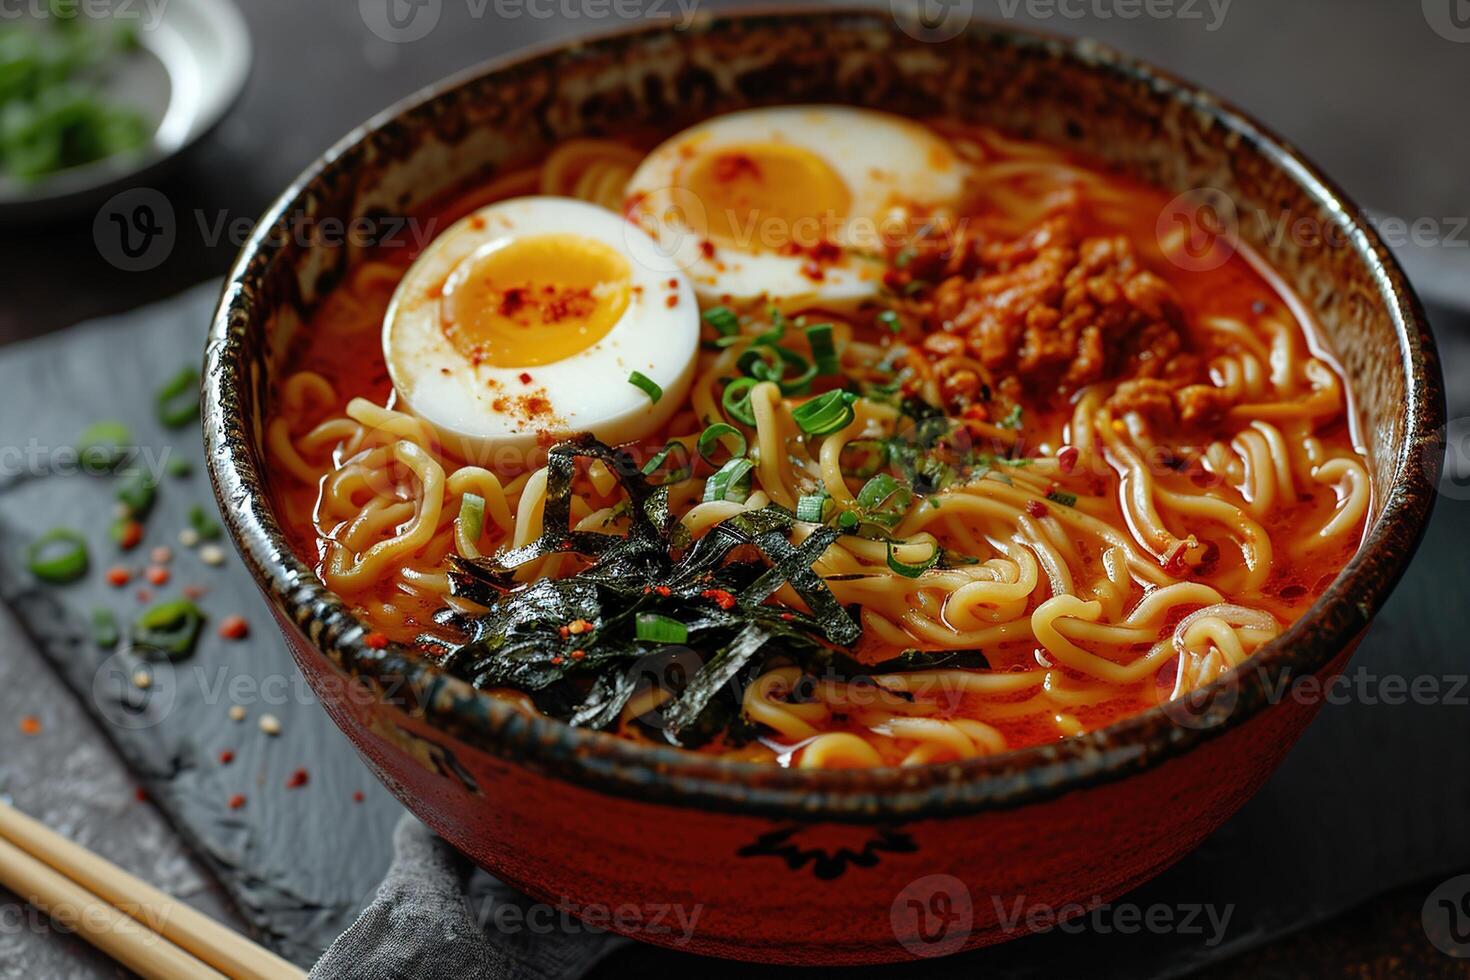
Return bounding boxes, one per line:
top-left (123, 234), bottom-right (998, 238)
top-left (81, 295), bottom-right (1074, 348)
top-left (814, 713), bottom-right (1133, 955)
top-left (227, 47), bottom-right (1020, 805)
top-left (263, 112), bottom-right (1371, 770)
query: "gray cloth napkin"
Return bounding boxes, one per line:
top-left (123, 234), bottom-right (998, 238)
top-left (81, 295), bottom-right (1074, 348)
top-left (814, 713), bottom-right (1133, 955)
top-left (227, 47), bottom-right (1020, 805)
top-left (312, 817), bottom-right (625, 980)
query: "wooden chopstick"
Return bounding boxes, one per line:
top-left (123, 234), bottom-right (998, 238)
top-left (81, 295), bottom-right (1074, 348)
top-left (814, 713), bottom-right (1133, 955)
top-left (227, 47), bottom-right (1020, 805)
top-left (0, 799), bottom-right (305, 980)
top-left (0, 835), bottom-right (225, 979)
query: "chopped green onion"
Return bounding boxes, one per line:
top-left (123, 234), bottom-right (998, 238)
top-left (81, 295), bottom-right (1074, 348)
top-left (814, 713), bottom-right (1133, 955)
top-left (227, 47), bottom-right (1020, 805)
top-left (188, 505), bottom-right (222, 541)
top-left (895, 248), bottom-right (915, 269)
top-left (877, 310), bottom-right (901, 334)
top-left (856, 473), bottom-right (914, 528)
top-left (641, 441), bottom-right (692, 483)
top-left (76, 421), bottom-right (133, 473)
top-left (791, 390), bottom-right (857, 436)
top-left (702, 306), bottom-right (739, 337)
top-left (737, 344), bottom-right (816, 395)
top-left (165, 456), bottom-right (193, 478)
top-left (91, 607), bottom-right (119, 649)
top-left (696, 423), bottom-right (746, 466)
top-left (627, 371), bottom-right (662, 404)
top-left (805, 323), bottom-right (839, 375)
top-left (837, 510), bottom-right (859, 530)
top-left (458, 493), bottom-right (486, 548)
top-left (999, 403), bottom-right (1024, 430)
top-left (156, 367), bottom-right (200, 428)
top-left (116, 469), bottom-right (157, 517)
top-left (635, 612), bottom-right (689, 645)
top-left (133, 599), bottom-right (204, 660)
top-left (857, 473), bottom-right (904, 510)
top-left (886, 540), bottom-right (941, 578)
top-left (1045, 490), bottom-right (1078, 507)
top-left (795, 492), bottom-right (830, 523)
top-left (721, 377), bottom-right (759, 427)
top-left (25, 528), bottom-right (88, 584)
top-left (702, 458), bottom-right (755, 503)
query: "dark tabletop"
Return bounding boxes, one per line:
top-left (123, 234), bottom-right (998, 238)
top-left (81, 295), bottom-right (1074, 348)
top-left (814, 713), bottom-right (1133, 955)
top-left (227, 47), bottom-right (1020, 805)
top-left (2, 1), bottom-right (1469, 976)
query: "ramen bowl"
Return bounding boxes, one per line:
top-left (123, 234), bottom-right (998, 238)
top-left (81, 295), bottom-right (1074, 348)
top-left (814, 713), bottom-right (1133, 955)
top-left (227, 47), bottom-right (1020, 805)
top-left (204, 8), bottom-right (1443, 964)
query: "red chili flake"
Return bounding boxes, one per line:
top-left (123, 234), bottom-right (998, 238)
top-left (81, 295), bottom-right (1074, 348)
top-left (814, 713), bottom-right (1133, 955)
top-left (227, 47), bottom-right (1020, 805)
top-left (570, 649), bottom-right (586, 661)
top-left (653, 585), bottom-right (671, 597)
top-left (352, 791), bottom-right (365, 803)
top-left (698, 240), bottom-right (716, 259)
top-left (227, 794), bottom-right (247, 810)
top-left (135, 588), bottom-right (154, 604)
top-left (218, 615), bottom-right (250, 641)
top-left (363, 631), bottom-right (389, 649)
top-left (665, 294), bottom-right (679, 307)
top-left (518, 372), bottom-right (533, 385)
top-left (146, 566), bottom-right (170, 586)
top-left (1057, 445), bottom-right (1079, 474)
top-left (550, 655), bottom-right (564, 666)
top-left (286, 768), bottom-right (309, 789)
top-left (183, 584), bottom-right (209, 600)
top-left (1025, 499), bottom-right (1048, 518)
top-left (218, 749), bottom-right (235, 765)
top-left (134, 787), bottom-right (148, 802)
top-left (18, 715), bottom-right (41, 736)
top-left (106, 566), bottom-right (131, 587)
top-left (149, 546), bottom-right (172, 565)
top-left (557, 626), bottom-right (570, 639)
top-left (701, 588), bottom-right (737, 610)
top-left (117, 520), bottom-right (144, 550)
top-left (780, 612), bottom-right (795, 622)
top-left (567, 619), bottom-right (593, 635)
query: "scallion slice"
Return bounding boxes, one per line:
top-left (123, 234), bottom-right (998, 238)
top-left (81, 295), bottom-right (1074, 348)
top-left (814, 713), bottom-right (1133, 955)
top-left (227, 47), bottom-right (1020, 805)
top-left (795, 492), bottom-right (829, 523)
top-left (877, 310), bottom-right (901, 333)
top-left (1045, 490), bottom-right (1078, 507)
top-left (635, 612), bottom-right (689, 645)
top-left (702, 458), bottom-right (755, 503)
top-left (641, 441), bottom-right (692, 484)
top-left (696, 423), bottom-right (746, 466)
top-left (805, 323), bottom-right (839, 375)
top-left (91, 607), bottom-right (119, 649)
top-left (116, 469), bottom-right (157, 517)
top-left (156, 367), bottom-right (200, 428)
top-left (458, 493), bottom-right (486, 550)
top-left (25, 528), bottom-right (88, 584)
top-left (702, 306), bottom-right (739, 337)
top-left (856, 473), bottom-right (914, 528)
top-left (133, 599), bottom-right (205, 660)
top-left (188, 505), bottom-right (222, 541)
top-left (76, 421), bottom-right (133, 473)
top-left (886, 540), bottom-right (941, 578)
top-left (721, 377), bottom-right (759, 427)
top-left (791, 390), bottom-right (857, 436)
top-left (836, 510), bottom-right (859, 530)
top-left (627, 371), bottom-right (662, 404)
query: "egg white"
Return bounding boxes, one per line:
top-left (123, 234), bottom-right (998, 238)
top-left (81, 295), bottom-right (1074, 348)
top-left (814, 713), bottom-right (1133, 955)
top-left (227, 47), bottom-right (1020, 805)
top-left (624, 106), bottom-right (968, 312)
top-left (382, 196), bottom-right (699, 463)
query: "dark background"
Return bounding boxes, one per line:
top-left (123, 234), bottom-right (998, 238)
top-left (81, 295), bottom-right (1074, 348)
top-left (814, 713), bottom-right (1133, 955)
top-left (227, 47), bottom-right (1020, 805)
top-left (1, 0), bottom-right (1468, 976)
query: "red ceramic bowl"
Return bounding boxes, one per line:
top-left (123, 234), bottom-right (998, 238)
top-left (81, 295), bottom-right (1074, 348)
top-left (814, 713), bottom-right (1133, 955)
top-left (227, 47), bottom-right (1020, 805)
top-left (204, 9), bottom-right (1444, 965)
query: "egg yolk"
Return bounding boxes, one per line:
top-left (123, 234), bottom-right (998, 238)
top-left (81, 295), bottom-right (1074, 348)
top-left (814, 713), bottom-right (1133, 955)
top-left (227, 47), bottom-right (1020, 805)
top-left (440, 233), bottom-right (631, 368)
top-left (681, 142), bottom-right (852, 251)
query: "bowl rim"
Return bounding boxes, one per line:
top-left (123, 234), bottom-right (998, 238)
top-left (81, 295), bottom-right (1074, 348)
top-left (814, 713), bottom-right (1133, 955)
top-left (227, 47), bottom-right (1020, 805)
top-left (204, 6), bottom-right (1445, 823)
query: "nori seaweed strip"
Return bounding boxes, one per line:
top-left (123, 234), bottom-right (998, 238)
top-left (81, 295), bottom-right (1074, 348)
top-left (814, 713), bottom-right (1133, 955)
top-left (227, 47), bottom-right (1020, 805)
top-left (659, 622), bottom-right (772, 733)
top-left (569, 670), bottom-right (640, 730)
top-left (742, 525), bottom-right (859, 645)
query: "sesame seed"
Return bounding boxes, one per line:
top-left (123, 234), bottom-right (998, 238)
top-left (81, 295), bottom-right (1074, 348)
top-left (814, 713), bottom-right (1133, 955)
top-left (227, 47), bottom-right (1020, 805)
top-left (179, 528), bottom-right (201, 548)
top-left (131, 670), bottom-right (152, 690)
top-left (200, 544), bottom-right (226, 566)
top-left (228, 705), bottom-right (246, 722)
top-left (258, 713), bottom-right (281, 736)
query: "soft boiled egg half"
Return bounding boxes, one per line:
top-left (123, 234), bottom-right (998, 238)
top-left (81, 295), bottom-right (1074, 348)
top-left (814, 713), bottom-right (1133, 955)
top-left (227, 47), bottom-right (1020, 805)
top-left (383, 196), bottom-right (698, 462)
top-left (624, 106), bottom-right (968, 313)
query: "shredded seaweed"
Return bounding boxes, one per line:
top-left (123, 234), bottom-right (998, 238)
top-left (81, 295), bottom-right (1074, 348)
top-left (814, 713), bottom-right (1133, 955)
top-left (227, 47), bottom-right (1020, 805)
top-left (438, 435), bottom-right (987, 747)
